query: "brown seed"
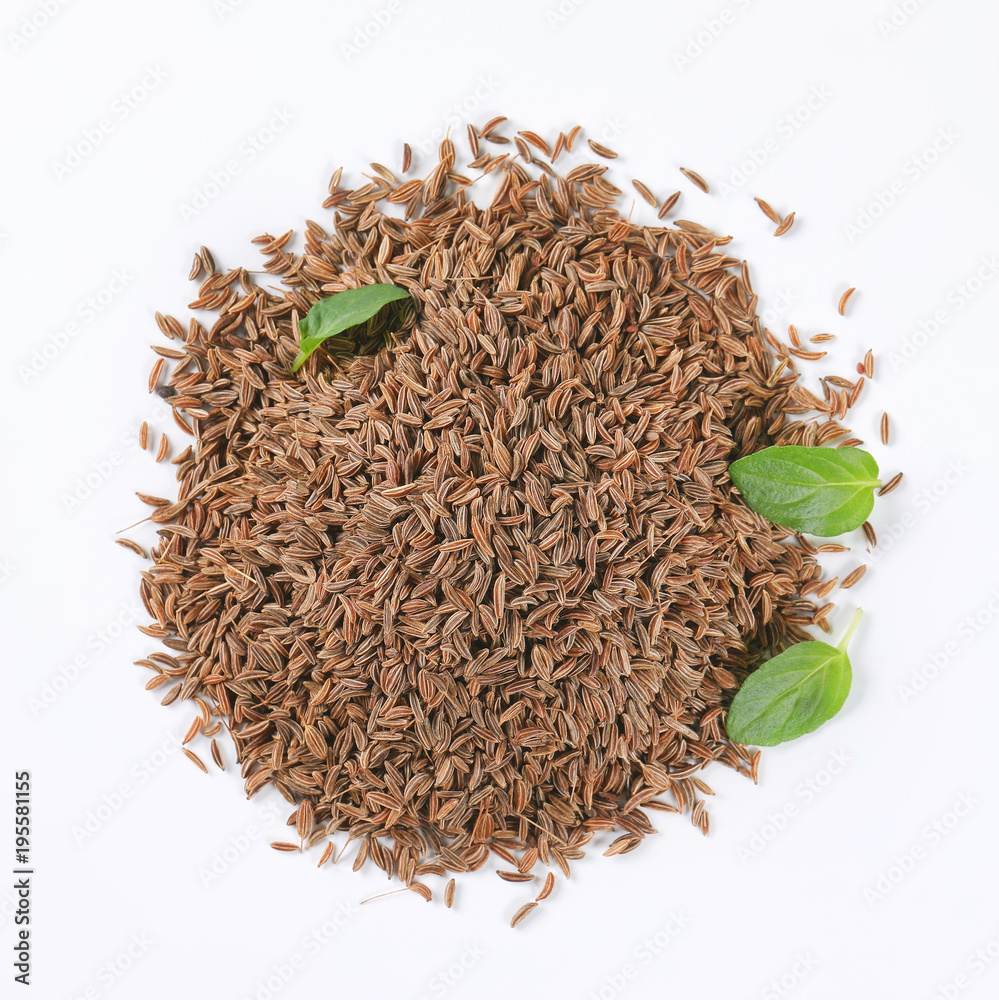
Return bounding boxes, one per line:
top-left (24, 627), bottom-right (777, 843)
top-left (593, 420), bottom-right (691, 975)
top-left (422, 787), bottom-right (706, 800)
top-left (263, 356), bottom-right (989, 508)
top-left (182, 748), bottom-right (208, 774)
top-left (270, 842), bottom-right (300, 852)
top-left (880, 412), bottom-right (890, 445)
top-left (536, 872), bottom-right (555, 901)
top-left (774, 212), bottom-right (796, 236)
top-left (155, 434), bottom-right (169, 463)
top-left (444, 878), bottom-right (456, 908)
top-left (139, 421), bottom-right (149, 450)
top-left (210, 738), bottom-right (225, 770)
top-left (182, 717), bottom-right (202, 745)
top-left (497, 870), bottom-right (535, 883)
top-left (878, 472), bottom-right (903, 496)
top-left (658, 190), bottom-right (681, 219)
top-left (754, 197), bottom-right (780, 223)
top-left (863, 349), bottom-right (875, 379)
top-left (148, 358), bottom-right (164, 394)
top-left (588, 140), bottom-right (618, 158)
top-left (631, 179), bottom-right (657, 207)
top-left (838, 287), bottom-right (856, 316)
top-left (401, 143), bottom-right (412, 173)
top-left (479, 115), bottom-right (507, 136)
top-left (680, 167), bottom-right (709, 193)
top-left (840, 565), bottom-right (867, 589)
top-left (510, 902), bottom-right (538, 928)
top-left (115, 538), bottom-right (147, 558)
top-left (862, 521), bottom-right (878, 548)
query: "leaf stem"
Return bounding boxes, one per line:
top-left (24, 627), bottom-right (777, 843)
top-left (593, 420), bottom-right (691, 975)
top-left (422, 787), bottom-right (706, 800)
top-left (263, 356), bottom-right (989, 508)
top-left (836, 607), bottom-right (864, 653)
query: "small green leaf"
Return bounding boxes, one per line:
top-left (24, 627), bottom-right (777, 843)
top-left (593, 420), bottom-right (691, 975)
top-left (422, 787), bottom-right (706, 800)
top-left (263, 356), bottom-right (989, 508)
top-left (291, 283), bottom-right (411, 373)
top-left (729, 445), bottom-right (880, 536)
top-left (726, 609), bottom-right (862, 746)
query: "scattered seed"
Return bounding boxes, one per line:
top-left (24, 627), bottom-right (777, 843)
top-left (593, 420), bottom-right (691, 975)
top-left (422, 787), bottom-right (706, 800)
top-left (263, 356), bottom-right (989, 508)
top-left (510, 902), bottom-right (538, 928)
top-left (183, 748), bottom-right (208, 774)
top-left (210, 738), bottom-right (225, 770)
top-left (536, 872), bottom-right (555, 901)
top-left (658, 190), bottom-right (681, 219)
top-left (680, 167), bottom-right (709, 193)
top-left (880, 412), bottom-right (890, 445)
top-left (840, 565), bottom-right (867, 589)
top-left (409, 882), bottom-right (432, 902)
top-left (863, 349), bottom-right (875, 379)
top-left (115, 538), bottom-right (147, 558)
top-left (862, 521), bottom-right (878, 548)
top-left (774, 212), bottom-right (795, 236)
top-left (878, 472), bottom-right (903, 496)
top-left (754, 197), bottom-right (780, 223)
top-left (838, 287), bottom-right (856, 316)
top-left (155, 434), bottom-right (170, 463)
top-left (139, 421), bottom-right (149, 450)
top-left (631, 179), bottom-right (657, 207)
top-left (497, 870), bottom-right (536, 883)
top-left (270, 842), bottom-right (300, 852)
top-left (588, 140), bottom-right (618, 158)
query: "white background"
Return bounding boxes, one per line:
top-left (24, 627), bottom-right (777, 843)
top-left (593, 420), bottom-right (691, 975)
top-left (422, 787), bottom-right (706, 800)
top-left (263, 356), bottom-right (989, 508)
top-left (2, 1), bottom-right (998, 998)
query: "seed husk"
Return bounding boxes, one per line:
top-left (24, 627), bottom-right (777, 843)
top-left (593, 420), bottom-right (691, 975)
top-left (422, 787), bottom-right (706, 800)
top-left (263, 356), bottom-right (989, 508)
top-left (510, 902), bottom-right (538, 928)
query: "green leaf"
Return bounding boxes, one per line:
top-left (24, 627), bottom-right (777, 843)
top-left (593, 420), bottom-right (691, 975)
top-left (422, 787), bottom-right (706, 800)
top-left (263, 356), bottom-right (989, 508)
top-left (729, 445), bottom-right (880, 536)
top-left (726, 609), bottom-right (862, 746)
top-left (291, 283), bottom-right (411, 373)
